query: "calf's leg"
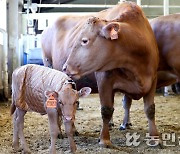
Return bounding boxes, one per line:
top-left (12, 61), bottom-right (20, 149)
top-left (64, 121), bottom-right (77, 153)
top-left (46, 108), bottom-right (60, 154)
top-left (57, 114), bottom-right (63, 139)
top-left (16, 108), bottom-right (30, 153)
top-left (12, 109), bottom-right (19, 151)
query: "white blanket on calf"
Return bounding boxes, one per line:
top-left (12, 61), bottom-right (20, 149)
top-left (12, 64), bottom-right (70, 113)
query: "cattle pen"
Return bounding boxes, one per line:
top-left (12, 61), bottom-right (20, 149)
top-left (1, 0), bottom-right (180, 154)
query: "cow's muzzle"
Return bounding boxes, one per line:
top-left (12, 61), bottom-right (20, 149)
top-left (62, 64), bottom-right (81, 80)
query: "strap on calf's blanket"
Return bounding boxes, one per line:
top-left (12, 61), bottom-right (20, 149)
top-left (64, 79), bottom-right (77, 90)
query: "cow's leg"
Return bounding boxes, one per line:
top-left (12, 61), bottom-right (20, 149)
top-left (16, 108), bottom-right (30, 153)
top-left (143, 78), bottom-right (159, 138)
top-left (120, 95), bottom-right (132, 130)
top-left (175, 83), bottom-right (180, 94)
top-left (12, 109), bottom-right (19, 151)
top-left (46, 108), bottom-right (59, 154)
top-left (96, 72), bottom-right (114, 148)
top-left (109, 92), bottom-right (115, 129)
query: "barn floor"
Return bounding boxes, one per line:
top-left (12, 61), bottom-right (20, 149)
top-left (0, 94), bottom-right (180, 154)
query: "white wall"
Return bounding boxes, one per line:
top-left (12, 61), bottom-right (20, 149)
top-left (0, 0), bottom-right (7, 31)
top-left (0, 0), bottom-right (7, 45)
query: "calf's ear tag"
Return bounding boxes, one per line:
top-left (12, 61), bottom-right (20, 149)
top-left (46, 95), bottom-right (57, 108)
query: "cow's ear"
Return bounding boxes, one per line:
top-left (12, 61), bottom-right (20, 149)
top-left (100, 22), bottom-right (120, 40)
top-left (78, 87), bottom-right (91, 98)
top-left (44, 90), bottom-right (58, 98)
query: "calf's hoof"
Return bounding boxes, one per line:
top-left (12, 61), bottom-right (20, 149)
top-left (13, 142), bottom-right (19, 151)
top-left (22, 148), bottom-right (31, 154)
top-left (119, 123), bottom-right (132, 130)
top-left (70, 148), bottom-right (77, 154)
top-left (77, 107), bottom-right (83, 110)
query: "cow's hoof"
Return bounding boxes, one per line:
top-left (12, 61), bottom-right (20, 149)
top-left (119, 123), bottom-right (132, 130)
top-left (99, 140), bottom-right (119, 149)
top-left (58, 133), bottom-right (64, 139)
top-left (99, 142), bottom-right (113, 149)
top-left (119, 126), bottom-right (126, 130)
top-left (74, 130), bottom-right (79, 136)
top-left (99, 140), bottom-right (112, 148)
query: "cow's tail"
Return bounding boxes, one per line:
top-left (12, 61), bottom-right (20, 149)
top-left (10, 83), bottom-right (16, 116)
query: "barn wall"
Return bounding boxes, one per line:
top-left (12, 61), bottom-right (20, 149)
top-left (0, 44), bottom-right (3, 92)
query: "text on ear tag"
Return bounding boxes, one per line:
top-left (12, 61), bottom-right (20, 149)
top-left (110, 28), bottom-right (118, 40)
top-left (46, 95), bottom-right (57, 108)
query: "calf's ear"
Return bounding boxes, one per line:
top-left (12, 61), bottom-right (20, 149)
top-left (100, 22), bottom-right (121, 40)
top-left (44, 90), bottom-right (58, 98)
top-left (78, 87), bottom-right (92, 98)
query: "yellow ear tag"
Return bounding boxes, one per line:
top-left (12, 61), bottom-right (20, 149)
top-left (110, 28), bottom-right (118, 40)
top-left (46, 95), bottom-right (57, 108)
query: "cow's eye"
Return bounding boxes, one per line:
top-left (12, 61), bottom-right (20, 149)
top-left (81, 38), bottom-right (89, 46)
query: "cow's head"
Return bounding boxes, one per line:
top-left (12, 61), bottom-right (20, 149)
top-left (45, 81), bottom-right (91, 122)
top-left (63, 17), bottom-right (125, 79)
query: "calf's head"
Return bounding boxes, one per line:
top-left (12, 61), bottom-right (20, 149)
top-left (63, 17), bottom-right (124, 79)
top-left (45, 81), bottom-right (91, 122)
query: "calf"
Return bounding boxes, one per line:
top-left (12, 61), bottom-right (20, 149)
top-left (11, 64), bottom-right (91, 154)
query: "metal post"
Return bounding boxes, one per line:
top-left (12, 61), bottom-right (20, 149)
top-left (137, 0), bottom-right (141, 6)
top-left (8, 0), bottom-right (19, 96)
top-left (2, 31), bottom-right (8, 98)
top-left (164, 0), bottom-right (169, 16)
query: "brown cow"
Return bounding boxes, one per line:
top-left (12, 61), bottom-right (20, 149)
top-left (120, 13), bottom-right (180, 130)
top-left (11, 64), bottom-right (91, 153)
top-left (63, 1), bottom-right (160, 147)
top-left (41, 1), bottom-right (143, 126)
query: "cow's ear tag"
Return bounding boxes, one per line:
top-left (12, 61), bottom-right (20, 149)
top-left (46, 95), bottom-right (57, 108)
top-left (110, 28), bottom-right (118, 40)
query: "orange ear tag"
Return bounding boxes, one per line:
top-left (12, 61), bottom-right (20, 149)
top-left (46, 95), bottom-right (57, 108)
top-left (110, 28), bottom-right (118, 40)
